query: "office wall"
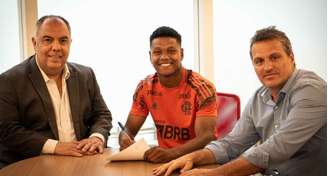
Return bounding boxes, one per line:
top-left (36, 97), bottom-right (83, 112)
top-left (213, 0), bottom-right (327, 109)
top-left (0, 0), bottom-right (326, 133)
top-left (0, 0), bottom-right (20, 73)
top-left (38, 0), bottom-right (195, 133)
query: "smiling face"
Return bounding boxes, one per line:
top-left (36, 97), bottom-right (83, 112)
top-left (32, 17), bottom-right (71, 78)
top-left (251, 39), bottom-right (295, 94)
top-left (149, 37), bottom-right (184, 78)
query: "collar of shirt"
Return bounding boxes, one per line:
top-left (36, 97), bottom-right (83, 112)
top-left (260, 69), bottom-right (299, 106)
top-left (35, 55), bottom-right (70, 82)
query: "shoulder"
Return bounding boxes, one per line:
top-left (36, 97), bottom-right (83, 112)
top-left (187, 70), bottom-right (217, 106)
top-left (67, 62), bottom-right (97, 81)
top-left (0, 56), bottom-right (34, 84)
top-left (1, 57), bottom-right (31, 76)
top-left (135, 73), bottom-right (158, 90)
top-left (67, 62), bottom-right (93, 74)
top-left (292, 69), bottom-right (326, 90)
top-left (187, 70), bottom-right (216, 94)
top-left (0, 57), bottom-right (35, 97)
top-left (132, 73), bottom-right (157, 100)
top-left (289, 69), bottom-right (326, 104)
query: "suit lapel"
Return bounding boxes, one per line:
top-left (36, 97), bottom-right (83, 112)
top-left (28, 56), bottom-right (59, 139)
top-left (66, 65), bottom-right (82, 140)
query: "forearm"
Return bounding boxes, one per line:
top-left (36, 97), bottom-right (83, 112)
top-left (89, 96), bottom-right (112, 142)
top-left (0, 122), bottom-right (48, 156)
top-left (172, 131), bottom-right (215, 158)
top-left (144, 131), bottom-right (215, 163)
top-left (90, 115), bottom-right (112, 139)
top-left (172, 115), bottom-right (216, 158)
top-left (125, 114), bottom-right (147, 137)
top-left (211, 156), bottom-right (263, 176)
top-left (189, 148), bottom-right (217, 166)
top-left (89, 84), bottom-right (112, 134)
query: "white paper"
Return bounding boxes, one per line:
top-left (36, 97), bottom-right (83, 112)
top-left (108, 138), bottom-right (150, 161)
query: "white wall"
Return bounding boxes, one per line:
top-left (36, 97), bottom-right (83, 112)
top-left (213, 0), bottom-right (327, 109)
top-left (0, 0), bottom-right (20, 73)
top-left (38, 0), bottom-right (195, 132)
top-left (1, 0), bottom-right (326, 135)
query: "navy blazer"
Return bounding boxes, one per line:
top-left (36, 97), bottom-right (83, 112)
top-left (0, 56), bottom-right (112, 166)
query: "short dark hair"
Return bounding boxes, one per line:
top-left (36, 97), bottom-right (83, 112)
top-left (149, 26), bottom-right (181, 46)
top-left (35, 15), bottom-right (71, 35)
top-left (249, 26), bottom-right (293, 59)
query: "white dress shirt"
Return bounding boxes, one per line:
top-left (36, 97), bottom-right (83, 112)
top-left (36, 58), bottom-right (104, 154)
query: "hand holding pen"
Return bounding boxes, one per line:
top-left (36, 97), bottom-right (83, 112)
top-left (118, 122), bottom-right (135, 150)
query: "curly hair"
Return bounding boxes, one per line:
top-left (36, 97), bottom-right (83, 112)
top-left (149, 26), bottom-right (181, 46)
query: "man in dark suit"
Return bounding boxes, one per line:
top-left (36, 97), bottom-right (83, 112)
top-left (0, 15), bottom-right (112, 168)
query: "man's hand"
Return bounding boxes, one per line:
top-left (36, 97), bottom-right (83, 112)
top-left (54, 141), bottom-right (83, 157)
top-left (76, 136), bottom-right (104, 155)
top-left (179, 168), bottom-right (219, 176)
top-left (144, 146), bottom-right (180, 163)
top-left (153, 149), bottom-right (217, 176)
top-left (152, 154), bottom-right (194, 176)
top-left (118, 131), bottom-right (135, 150)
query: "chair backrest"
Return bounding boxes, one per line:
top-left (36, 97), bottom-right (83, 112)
top-left (215, 92), bottom-right (241, 139)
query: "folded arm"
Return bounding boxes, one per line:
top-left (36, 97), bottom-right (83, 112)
top-left (144, 116), bottom-right (216, 163)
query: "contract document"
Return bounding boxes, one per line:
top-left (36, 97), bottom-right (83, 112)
top-left (108, 138), bottom-right (150, 161)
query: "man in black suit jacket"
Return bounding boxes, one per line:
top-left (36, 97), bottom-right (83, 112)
top-left (0, 15), bottom-right (112, 168)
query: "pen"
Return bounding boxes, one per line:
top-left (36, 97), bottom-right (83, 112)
top-left (118, 122), bottom-right (134, 142)
top-left (118, 121), bottom-right (125, 131)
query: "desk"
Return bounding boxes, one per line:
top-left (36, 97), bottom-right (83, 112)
top-left (0, 149), bottom-right (218, 176)
top-left (0, 149), bottom-right (164, 176)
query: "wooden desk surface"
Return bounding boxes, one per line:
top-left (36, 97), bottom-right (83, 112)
top-left (0, 148), bottom-right (166, 176)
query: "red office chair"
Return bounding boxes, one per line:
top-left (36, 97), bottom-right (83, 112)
top-left (215, 92), bottom-right (241, 139)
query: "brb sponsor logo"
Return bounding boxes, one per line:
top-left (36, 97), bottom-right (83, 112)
top-left (156, 124), bottom-right (191, 140)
